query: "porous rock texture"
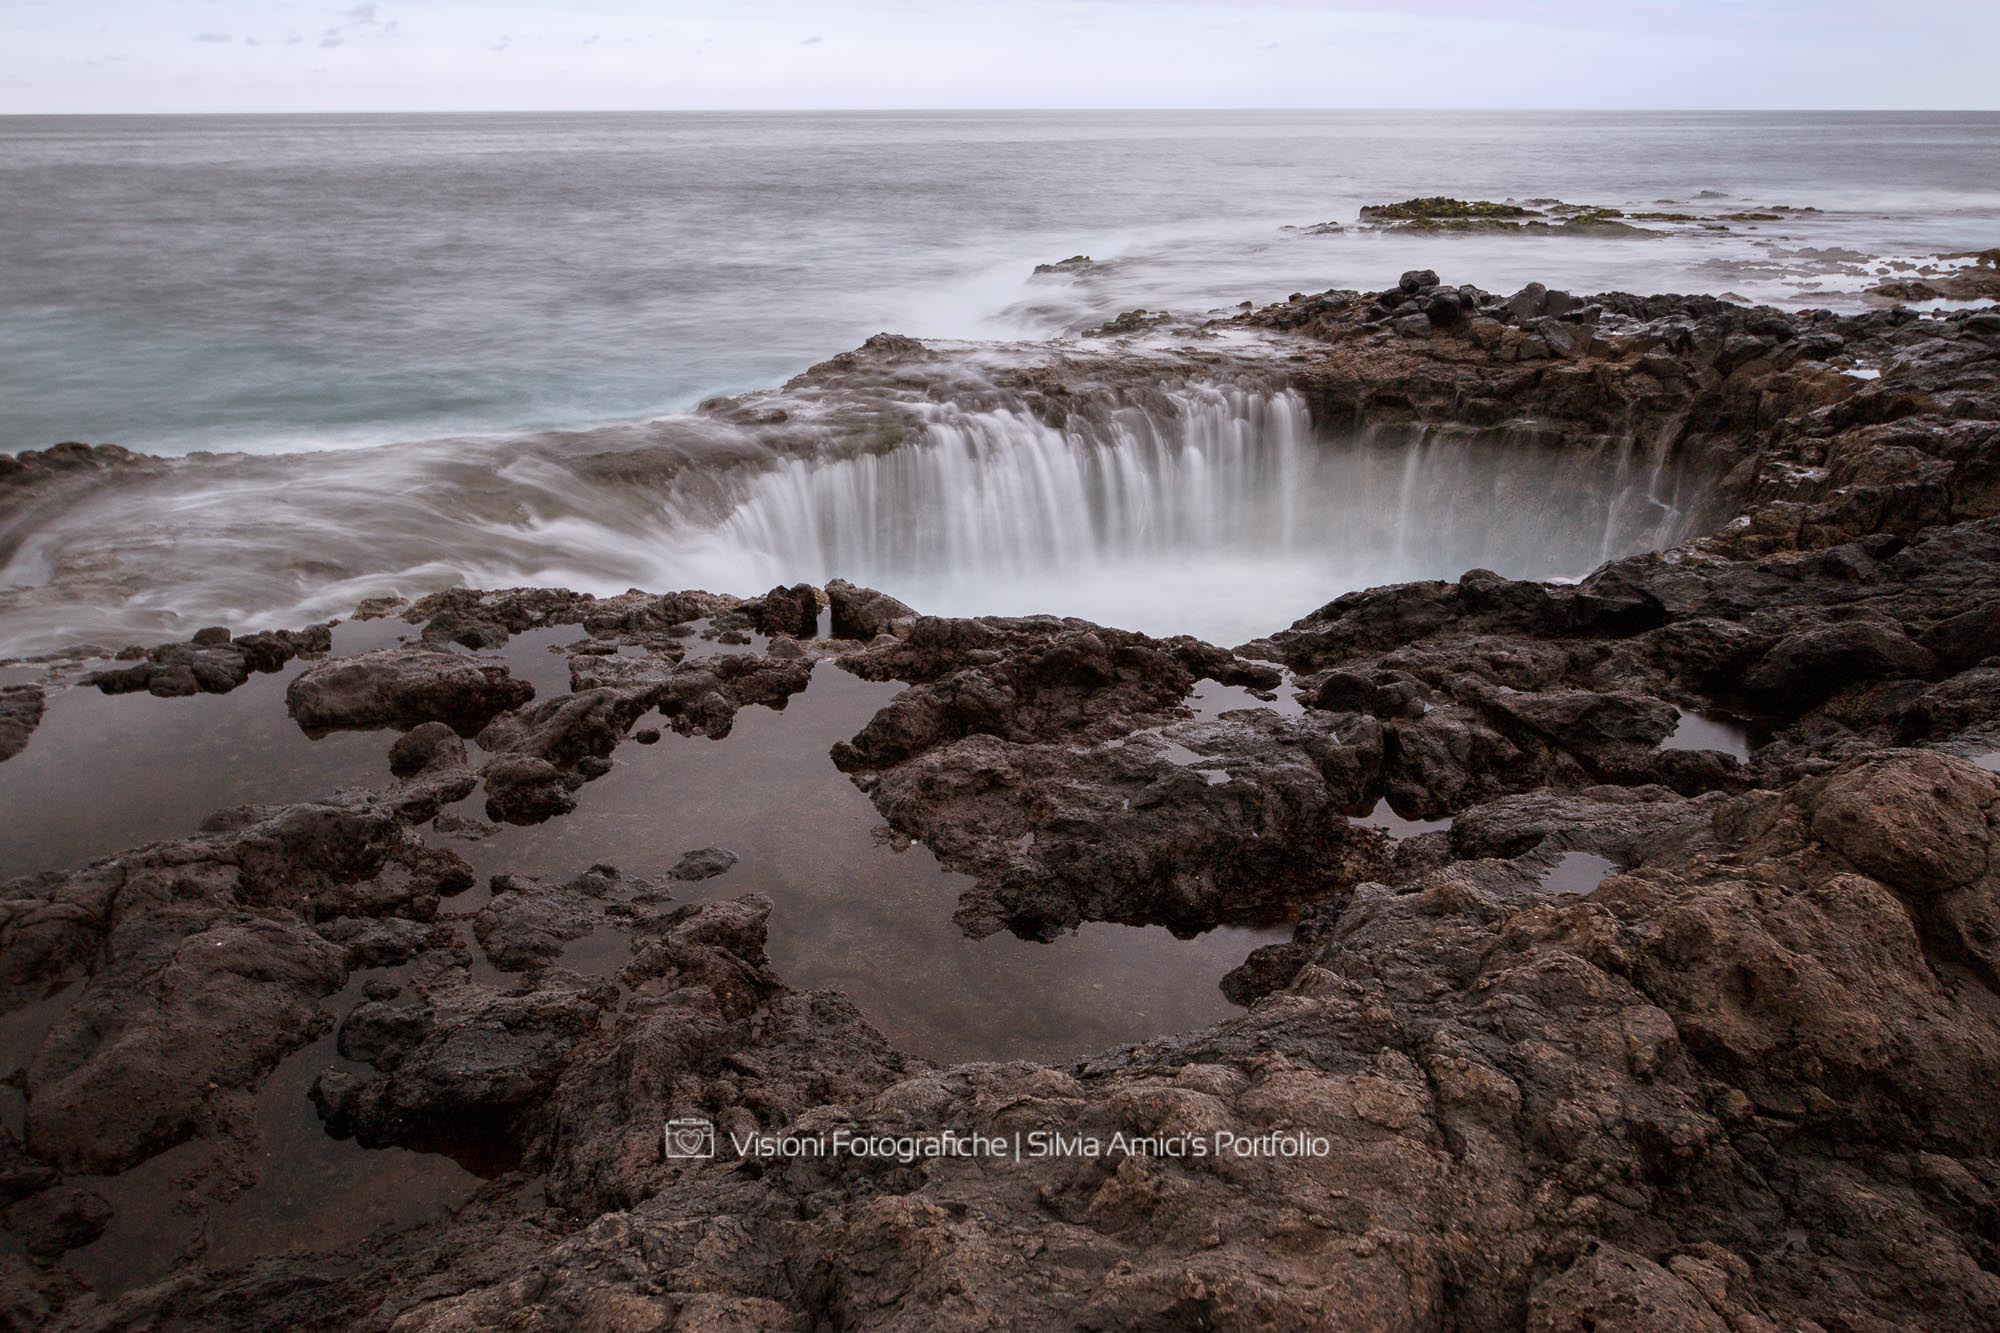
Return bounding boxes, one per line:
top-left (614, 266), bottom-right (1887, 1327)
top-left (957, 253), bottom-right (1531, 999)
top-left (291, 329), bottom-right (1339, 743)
top-left (1, 280), bottom-right (1998, 1330)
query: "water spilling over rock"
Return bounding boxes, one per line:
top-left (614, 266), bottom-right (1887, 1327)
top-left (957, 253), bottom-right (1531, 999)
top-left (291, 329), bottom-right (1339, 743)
top-left (3, 278), bottom-right (2000, 1331)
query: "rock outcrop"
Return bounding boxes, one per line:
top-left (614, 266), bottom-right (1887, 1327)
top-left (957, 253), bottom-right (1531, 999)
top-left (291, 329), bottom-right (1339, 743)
top-left (3, 281), bottom-right (1999, 1331)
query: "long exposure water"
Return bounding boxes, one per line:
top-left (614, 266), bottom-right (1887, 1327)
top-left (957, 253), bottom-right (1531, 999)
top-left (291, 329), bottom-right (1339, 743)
top-left (5, 110), bottom-right (1998, 457)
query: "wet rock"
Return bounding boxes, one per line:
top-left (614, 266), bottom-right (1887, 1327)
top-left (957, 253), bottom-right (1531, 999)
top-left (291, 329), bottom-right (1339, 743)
top-left (668, 846), bottom-right (739, 882)
top-left (860, 709), bottom-right (1391, 939)
top-left (474, 876), bottom-right (598, 971)
top-left (826, 579), bottom-right (917, 640)
top-left (83, 625), bottom-right (326, 699)
top-left (1, 1185), bottom-right (112, 1259)
top-left (317, 915), bottom-right (438, 969)
top-left (312, 972), bottom-right (602, 1161)
top-left (480, 753), bottom-right (575, 824)
top-left (1743, 621), bottom-right (1937, 710)
top-left (419, 609), bottom-right (509, 650)
top-left (388, 720), bottom-right (466, 777)
top-left (750, 582), bottom-right (821, 638)
top-left (25, 916), bottom-right (345, 1173)
top-left (0, 684), bottom-right (42, 763)
top-left (287, 647), bottom-right (534, 734)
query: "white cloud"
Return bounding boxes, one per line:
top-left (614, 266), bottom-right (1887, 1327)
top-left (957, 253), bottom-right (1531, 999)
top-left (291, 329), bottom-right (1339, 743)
top-left (5, 0), bottom-right (1996, 112)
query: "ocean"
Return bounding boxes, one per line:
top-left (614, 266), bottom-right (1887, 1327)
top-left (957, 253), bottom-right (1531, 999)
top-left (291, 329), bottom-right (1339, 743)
top-left (5, 110), bottom-right (1998, 458)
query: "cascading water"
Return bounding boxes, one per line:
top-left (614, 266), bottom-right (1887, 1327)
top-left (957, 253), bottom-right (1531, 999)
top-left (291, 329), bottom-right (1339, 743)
top-left (666, 382), bottom-right (1715, 643)
top-left (0, 369), bottom-right (1723, 654)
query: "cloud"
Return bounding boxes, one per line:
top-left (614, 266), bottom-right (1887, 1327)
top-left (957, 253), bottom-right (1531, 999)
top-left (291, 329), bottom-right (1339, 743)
top-left (192, 31), bottom-right (231, 44)
top-left (315, 4), bottom-right (397, 51)
top-left (581, 35), bottom-right (600, 45)
top-left (492, 34), bottom-right (513, 51)
top-left (801, 34), bottom-right (823, 45)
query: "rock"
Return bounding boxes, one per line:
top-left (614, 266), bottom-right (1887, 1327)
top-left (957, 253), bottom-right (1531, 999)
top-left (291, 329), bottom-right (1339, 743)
top-left (0, 685), bottom-right (42, 763)
top-left (313, 973), bottom-right (600, 1161)
top-left (1743, 622), bottom-right (1937, 710)
top-left (1808, 751), bottom-right (1994, 895)
top-left (826, 579), bottom-right (917, 640)
top-left (1922, 600), bottom-right (2000, 672)
top-left (1, 1185), bottom-right (112, 1259)
top-left (668, 847), bottom-right (739, 882)
top-left (10, 287), bottom-right (2000, 1331)
top-left (474, 876), bottom-right (598, 971)
top-left (388, 721), bottom-right (466, 778)
top-left (1529, 1247), bottom-right (1732, 1333)
top-left (480, 754), bottom-right (575, 825)
top-left (25, 917), bottom-right (346, 1173)
top-left (83, 625), bottom-right (326, 700)
top-left (750, 583), bottom-right (820, 639)
top-left (1422, 289), bottom-right (1465, 325)
top-left (1398, 267), bottom-right (1440, 293)
top-left (287, 647), bottom-right (534, 734)
top-left (1507, 280), bottom-right (1550, 319)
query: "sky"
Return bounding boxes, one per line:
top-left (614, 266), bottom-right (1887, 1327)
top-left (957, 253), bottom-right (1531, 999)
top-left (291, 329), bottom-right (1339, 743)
top-left (3, 0), bottom-right (1995, 114)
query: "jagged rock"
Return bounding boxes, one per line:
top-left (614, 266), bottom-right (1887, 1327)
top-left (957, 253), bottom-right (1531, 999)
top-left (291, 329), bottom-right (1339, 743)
top-left (6, 285), bottom-right (2000, 1331)
top-left (1744, 621), bottom-right (1937, 710)
top-left (287, 647), bottom-right (534, 734)
top-left (749, 582), bottom-right (821, 638)
top-left (826, 579), bottom-right (917, 640)
top-left (388, 720), bottom-right (466, 777)
top-left (25, 916), bottom-right (345, 1173)
top-left (473, 875), bottom-right (598, 972)
top-left (480, 753), bottom-right (575, 824)
top-left (0, 685), bottom-right (42, 763)
top-left (667, 846), bottom-right (738, 882)
top-left (1, 1185), bottom-right (112, 1259)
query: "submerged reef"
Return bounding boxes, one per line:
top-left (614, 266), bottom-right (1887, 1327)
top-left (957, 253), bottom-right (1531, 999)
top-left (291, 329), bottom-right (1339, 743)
top-left (3, 272), bottom-right (2000, 1330)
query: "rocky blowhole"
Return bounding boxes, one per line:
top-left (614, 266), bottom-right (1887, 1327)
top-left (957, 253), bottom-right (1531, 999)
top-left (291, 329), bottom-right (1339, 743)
top-left (2, 278), bottom-right (1999, 1330)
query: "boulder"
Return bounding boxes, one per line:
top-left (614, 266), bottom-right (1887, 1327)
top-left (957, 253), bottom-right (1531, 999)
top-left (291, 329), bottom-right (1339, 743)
top-left (826, 580), bottom-right (917, 640)
top-left (287, 647), bottom-right (534, 734)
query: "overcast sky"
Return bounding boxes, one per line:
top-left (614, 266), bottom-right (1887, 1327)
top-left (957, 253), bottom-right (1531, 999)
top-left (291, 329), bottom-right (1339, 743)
top-left (4, 0), bottom-right (1995, 114)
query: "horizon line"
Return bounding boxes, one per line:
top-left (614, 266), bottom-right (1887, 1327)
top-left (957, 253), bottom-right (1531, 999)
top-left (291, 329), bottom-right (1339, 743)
top-left (6, 105), bottom-right (2000, 117)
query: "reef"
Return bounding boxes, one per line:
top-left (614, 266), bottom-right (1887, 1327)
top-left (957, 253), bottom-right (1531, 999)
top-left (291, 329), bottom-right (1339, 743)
top-left (1351, 197), bottom-right (1656, 236)
top-left (2, 273), bottom-right (1999, 1330)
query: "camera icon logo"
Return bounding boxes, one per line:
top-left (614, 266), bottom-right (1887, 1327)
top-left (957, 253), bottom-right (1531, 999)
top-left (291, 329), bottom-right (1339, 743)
top-left (663, 1118), bottom-right (716, 1159)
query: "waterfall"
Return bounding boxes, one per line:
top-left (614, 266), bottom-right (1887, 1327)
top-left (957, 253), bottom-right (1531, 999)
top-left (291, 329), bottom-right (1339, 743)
top-left (663, 383), bottom-right (1715, 642)
top-left (0, 372), bottom-right (1724, 655)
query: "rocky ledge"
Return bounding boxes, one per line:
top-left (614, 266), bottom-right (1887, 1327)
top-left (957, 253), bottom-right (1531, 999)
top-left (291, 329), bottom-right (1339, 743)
top-left (2, 278), bottom-right (1999, 1330)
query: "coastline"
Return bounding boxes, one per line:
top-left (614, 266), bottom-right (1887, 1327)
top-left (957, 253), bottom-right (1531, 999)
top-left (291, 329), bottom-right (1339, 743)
top-left (3, 270), bottom-right (1999, 1327)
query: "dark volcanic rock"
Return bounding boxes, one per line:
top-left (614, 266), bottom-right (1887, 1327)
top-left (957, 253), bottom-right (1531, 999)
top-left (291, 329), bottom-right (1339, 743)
top-left (749, 581), bottom-right (821, 638)
top-left (0, 685), bottom-right (42, 763)
top-left (1, 1185), bottom-right (112, 1258)
top-left (1743, 620), bottom-right (1938, 710)
top-left (8, 285), bottom-right (2000, 1332)
top-left (287, 646), bottom-right (535, 734)
top-left (826, 578), bottom-right (917, 640)
top-left (667, 846), bottom-right (738, 881)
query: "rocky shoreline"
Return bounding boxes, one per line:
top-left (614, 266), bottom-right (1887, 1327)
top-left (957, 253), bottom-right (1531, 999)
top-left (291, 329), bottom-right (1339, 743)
top-left (2, 273), bottom-right (1999, 1329)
